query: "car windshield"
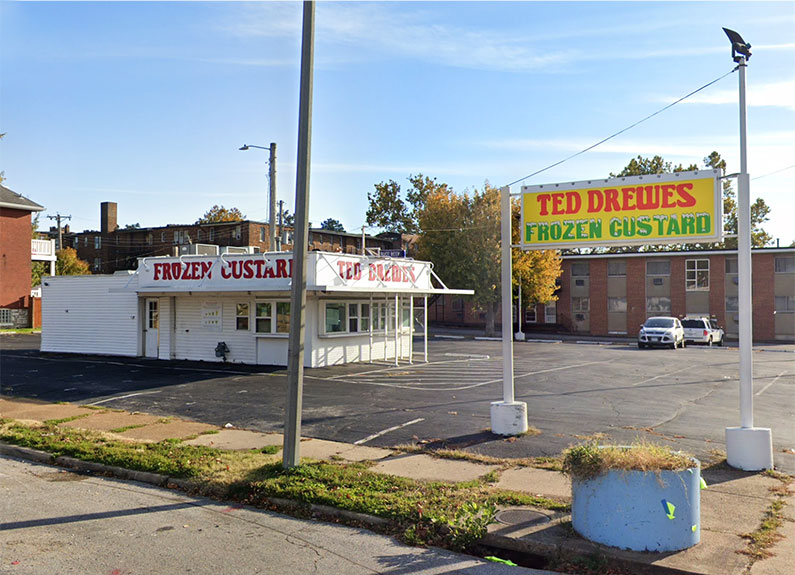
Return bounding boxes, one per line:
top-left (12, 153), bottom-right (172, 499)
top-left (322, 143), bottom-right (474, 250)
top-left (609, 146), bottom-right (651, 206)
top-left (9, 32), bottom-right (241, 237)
top-left (682, 320), bottom-right (705, 328)
top-left (645, 318), bottom-right (674, 328)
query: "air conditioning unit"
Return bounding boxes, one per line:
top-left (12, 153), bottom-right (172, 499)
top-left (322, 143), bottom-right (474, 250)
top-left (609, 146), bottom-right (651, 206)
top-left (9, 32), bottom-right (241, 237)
top-left (220, 246), bottom-right (254, 255)
top-left (179, 244), bottom-right (220, 256)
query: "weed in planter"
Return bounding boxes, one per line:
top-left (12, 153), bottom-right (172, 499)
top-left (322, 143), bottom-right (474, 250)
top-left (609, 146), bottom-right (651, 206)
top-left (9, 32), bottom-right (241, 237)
top-left (562, 440), bottom-right (694, 480)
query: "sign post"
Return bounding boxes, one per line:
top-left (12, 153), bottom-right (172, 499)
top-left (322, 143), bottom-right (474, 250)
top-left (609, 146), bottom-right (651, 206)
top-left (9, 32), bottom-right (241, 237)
top-left (490, 186), bottom-right (529, 436)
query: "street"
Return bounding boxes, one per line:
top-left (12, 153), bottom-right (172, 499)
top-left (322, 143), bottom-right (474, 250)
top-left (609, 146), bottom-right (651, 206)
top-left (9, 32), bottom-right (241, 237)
top-left (0, 456), bottom-right (540, 575)
top-left (2, 333), bottom-right (794, 473)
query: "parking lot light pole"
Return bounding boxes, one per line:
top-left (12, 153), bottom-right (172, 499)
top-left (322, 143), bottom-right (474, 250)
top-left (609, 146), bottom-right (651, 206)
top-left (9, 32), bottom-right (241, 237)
top-left (721, 27), bottom-right (773, 471)
top-left (239, 143), bottom-right (277, 252)
top-left (490, 186), bottom-right (528, 436)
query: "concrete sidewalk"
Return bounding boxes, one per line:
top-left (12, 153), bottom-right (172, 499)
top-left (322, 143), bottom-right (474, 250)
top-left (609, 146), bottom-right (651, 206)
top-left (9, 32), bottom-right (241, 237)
top-left (1, 397), bottom-right (792, 575)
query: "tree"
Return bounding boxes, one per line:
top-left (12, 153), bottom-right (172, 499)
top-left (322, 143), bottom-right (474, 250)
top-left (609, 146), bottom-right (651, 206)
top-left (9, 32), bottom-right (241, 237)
top-left (124, 223), bottom-right (141, 229)
top-left (32, 248), bottom-right (91, 287)
top-left (366, 174), bottom-right (449, 234)
top-left (319, 218), bottom-right (345, 232)
top-left (604, 152), bottom-right (772, 251)
top-left (195, 205), bottom-right (245, 224)
top-left (414, 181), bottom-right (561, 336)
top-left (55, 248), bottom-right (91, 276)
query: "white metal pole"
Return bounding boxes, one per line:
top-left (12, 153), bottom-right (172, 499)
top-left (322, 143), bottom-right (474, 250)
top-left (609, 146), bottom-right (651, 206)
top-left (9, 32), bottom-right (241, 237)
top-left (423, 295), bottom-right (428, 363)
top-left (500, 186), bottom-right (514, 404)
top-left (736, 56), bottom-right (753, 429)
top-left (369, 294), bottom-right (373, 363)
top-left (394, 293), bottom-right (399, 366)
top-left (409, 295), bottom-right (414, 364)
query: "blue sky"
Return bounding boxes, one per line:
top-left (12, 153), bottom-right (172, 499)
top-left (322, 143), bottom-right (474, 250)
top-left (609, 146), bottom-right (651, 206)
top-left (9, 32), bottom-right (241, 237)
top-left (2, 1), bottom-right (794, 244)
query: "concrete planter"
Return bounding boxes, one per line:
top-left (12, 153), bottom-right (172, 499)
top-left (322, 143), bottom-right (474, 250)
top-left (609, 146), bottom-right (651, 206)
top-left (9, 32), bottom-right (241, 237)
top-left (571, 459), bottom-right (701, 552)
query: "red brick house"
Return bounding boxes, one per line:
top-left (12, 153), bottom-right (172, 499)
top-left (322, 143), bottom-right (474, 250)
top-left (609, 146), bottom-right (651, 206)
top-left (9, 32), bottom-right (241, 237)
top-left (0, 184), bottom-right (45, 327)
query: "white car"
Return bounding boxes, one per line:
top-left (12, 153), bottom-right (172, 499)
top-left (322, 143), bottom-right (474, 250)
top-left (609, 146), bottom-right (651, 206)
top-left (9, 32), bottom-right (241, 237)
top-left (638, 316), bottom-right (686, 349)
top-left (682, 317), bottom-right (724, 346)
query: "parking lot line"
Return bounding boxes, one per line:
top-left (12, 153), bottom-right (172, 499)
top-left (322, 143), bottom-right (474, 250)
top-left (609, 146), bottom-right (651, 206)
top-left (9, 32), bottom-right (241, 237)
top-left (87, 391), bottom-right (162, 406)
top-left (755, 371), bottom-right (787, 396)
top-left (353, 418), bottom-right (425, 445)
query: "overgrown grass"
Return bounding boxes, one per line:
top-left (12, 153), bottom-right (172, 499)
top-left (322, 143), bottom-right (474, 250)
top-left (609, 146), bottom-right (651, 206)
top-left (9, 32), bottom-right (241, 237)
top-left (0, 419), bottom-right (569, 552)
top-left (740, 498), bottom-right (787, 559)
top-left (562, 441), bottom-right (694, 480)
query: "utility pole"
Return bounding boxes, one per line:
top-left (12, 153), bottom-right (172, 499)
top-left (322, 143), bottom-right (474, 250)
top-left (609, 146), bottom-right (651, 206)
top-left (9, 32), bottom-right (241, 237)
top-left (278, 199), bottom-right (284, 250)
top-left (283, 0), bottom-right (315, 469)
top-left (47, 213), bottom-right (71, 250)
top-left (268, 143), bottom-right (277, 252)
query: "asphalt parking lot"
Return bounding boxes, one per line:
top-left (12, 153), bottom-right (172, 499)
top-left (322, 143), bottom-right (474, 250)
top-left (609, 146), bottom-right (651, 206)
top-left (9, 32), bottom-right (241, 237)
top-left (2, 333), bottom-right (793, 473)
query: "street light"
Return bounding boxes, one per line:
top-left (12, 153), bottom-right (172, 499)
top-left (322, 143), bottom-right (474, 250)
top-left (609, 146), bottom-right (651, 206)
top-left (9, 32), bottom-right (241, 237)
top-left (239, 143), bottom-right (277, 252)
top-left (721, 27), bottom-right (774, 471)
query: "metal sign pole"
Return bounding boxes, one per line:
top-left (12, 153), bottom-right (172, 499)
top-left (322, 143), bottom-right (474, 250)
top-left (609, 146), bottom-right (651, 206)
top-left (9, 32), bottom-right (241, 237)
top-left (724, 45), bottom-right (773, 470)
top-left (490, 186), bottom-right (528, 435)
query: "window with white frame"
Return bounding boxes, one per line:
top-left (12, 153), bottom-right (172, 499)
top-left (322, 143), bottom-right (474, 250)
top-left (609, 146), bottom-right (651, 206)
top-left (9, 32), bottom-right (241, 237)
top-left (255, 302), bottom-right (272, 333)
top-left (544, 302), bottom-right (556, 323)
top-left (361, 303), bottom-right (370, 331)
top-left (93, 258), bottom-right (101, 272)
top-left (775, 296), bottom-right (795, 312)
top-left (160, 231), bottom-right (166, 243)
top-left (325, 302), bottom-right (346, 333)
top-left (259, 228), bottom-right (265, 243)
top-left (348, 303), bottom-right (359, 332)
top-left (94, 236), bottom-right (101, 249)
top-left (525, 307), bottom-right (537, 323)
top-left (775, 257), bottom-right (795, 273)
top-left (234, 225), bottom-right (242, 241)
top-left (73, 237), bottom-right (79, 248)
top-left (275, 302), bottom-right (290, 333)
top-left (147, 233), bottom-right (153, 246)
top-left (209, 228), bottom-right (215, 242)
top-left (686, 259), bottom-right (709, 291)
top-left (236, 303), bottom-right (249, 330)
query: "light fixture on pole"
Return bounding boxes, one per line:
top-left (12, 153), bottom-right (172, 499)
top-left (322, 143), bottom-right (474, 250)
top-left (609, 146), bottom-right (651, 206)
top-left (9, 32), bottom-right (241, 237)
top-left (721, 27), bottom-right (774, 471)
top-left (239, 143), bottom-right (277, 252)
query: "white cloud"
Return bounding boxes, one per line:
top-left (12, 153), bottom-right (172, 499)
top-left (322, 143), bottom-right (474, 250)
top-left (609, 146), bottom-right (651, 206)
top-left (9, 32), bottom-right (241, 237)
top-left (664, 79), bottom-right (795, 111)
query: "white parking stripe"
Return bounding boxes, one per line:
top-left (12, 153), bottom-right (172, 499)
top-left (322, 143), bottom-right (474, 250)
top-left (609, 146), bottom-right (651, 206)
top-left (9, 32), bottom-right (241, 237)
top-left (630, 365), bottom-right (693, 387)
top-left (87, 391), bottom-right (162, 406)
top-left (755, 372), bottom-right (787, 396)
top-left (353, 418), bottom-right (425, 445)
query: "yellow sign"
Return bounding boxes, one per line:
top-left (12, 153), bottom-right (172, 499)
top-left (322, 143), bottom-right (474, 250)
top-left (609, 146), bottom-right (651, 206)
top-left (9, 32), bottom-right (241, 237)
top-left (521, 170), bottom-right (722, 249)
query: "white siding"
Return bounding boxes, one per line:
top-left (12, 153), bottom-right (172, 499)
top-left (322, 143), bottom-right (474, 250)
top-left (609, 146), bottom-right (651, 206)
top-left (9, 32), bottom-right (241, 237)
top-left (41, 275), bottom-right (139, 356)
top-left (173, 297), bottom-right (256, 364)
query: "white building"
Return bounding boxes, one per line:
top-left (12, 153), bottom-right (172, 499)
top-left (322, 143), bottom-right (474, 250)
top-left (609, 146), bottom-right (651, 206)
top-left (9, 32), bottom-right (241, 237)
top-left (41, 251), bottom-right (471, 367)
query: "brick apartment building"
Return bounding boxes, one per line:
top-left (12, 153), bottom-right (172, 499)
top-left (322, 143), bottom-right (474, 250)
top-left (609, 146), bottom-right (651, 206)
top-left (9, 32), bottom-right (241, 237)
top-left (0, 184), bottom-right (45, 327)
top-left (56, 202), bottom-right (400, 274)
top-left (429, 248), bottom-right (795, 342)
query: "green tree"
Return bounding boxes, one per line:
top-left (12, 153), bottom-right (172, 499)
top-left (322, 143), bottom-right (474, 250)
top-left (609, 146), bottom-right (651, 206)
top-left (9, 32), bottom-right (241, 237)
top-left (319, 218), bottom-right (345, 232)
top-left (55, 248), bottom-right (91, 276)
top-left (32, 248), bottom-right (91, 287)
top-left (366, 174), bottom-right (449, 234)
top-left (195, 205), bottom-right (245, 224)
top-left (414, 181), bottom-right (560, 336)
top-left (124, 222), bottom-right (141, 229)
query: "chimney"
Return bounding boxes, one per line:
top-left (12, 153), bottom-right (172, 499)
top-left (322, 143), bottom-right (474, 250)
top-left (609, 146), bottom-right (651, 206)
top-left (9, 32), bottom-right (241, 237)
top-left (101, 202), bottom-right (118, 235)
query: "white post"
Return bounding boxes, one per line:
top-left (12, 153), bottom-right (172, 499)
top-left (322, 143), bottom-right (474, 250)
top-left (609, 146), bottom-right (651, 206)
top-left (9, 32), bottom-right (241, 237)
top-left (423, 295), bottom-right (428, 363)
top-left (515, 280), bottom-right (525, 341)
top-left (409, 295), bottom-right (414, 364)
top-left (368, 294), bottom-right (373, 364)
top-left (725, 53), bottom-right (773, 471)
top-left (490, 186), bottom-right (528, 435)
top-left (394, 293), bottom-right (399, 366)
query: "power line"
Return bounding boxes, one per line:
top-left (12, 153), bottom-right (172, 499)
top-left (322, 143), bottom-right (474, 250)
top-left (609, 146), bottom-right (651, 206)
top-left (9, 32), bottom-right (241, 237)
top-left (505, 67), bottom-right (739, 188)
top-left (752, 164), bottom-right (795, 181)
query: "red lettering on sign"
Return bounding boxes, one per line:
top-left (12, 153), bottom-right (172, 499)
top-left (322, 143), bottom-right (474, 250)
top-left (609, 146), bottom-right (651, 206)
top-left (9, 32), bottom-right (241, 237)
top-left (676, 183), bottom-right (697, 207)
top-left (536, 193), bottom-right (552, 216)
top-left (587, 189), bottom-right (603, 213)
top-left (243, 260), bottom-right (254, 279)
top-left (276, 259), bottom-right (288, 278)
top-left (603, 189), bottom-right (620, 212)
top-left (621, 187), bottom-right (636, 211)
top-left (661, 184), bottom-right (677, 208)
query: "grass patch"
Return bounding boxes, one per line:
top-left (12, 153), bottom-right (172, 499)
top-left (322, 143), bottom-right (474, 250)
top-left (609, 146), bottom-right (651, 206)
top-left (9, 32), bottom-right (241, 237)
top-left (258, 445), bottom-right (281, 455)
top-left (109, 424), bottom-right (149, 433)
top-left (0, 419), bottom-right (568, 552)
top-left (740, 498), bottom-right (787, 559)
top-left (79, 405), bottom-right (106, 411)
top-left (200, 429), bottom-right (220, 435)
top-left (562, 441), bottom-right (694, 480)
top-left (44, 414), bottom-right (93, 425)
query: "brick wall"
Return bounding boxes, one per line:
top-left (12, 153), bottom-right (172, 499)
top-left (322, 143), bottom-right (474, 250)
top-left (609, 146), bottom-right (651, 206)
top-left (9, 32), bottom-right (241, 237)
top-left (752, 253), bottom-right (775, 341)
top-left (626, 258), bottom-right (646, 336)
top-left (589, 259), bottom-right (608, 336)
top-left (670, 257), bottom-right (686, 318)
top-left (0, 208), bottom-right (33, 309)
top-left (709, 254), bottom-right (726, 328)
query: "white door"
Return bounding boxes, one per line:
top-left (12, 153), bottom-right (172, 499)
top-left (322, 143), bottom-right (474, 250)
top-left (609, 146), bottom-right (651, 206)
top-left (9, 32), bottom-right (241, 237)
top-left (144, 298), bottom-right (159, 358)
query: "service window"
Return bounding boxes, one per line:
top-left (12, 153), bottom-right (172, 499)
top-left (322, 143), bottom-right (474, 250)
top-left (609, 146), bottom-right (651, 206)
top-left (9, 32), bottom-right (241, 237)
top-left (256, 303), bottom-right (272, 333)
top-left (348, 303), bottom-right (359, 333)
top-left (236, 303), bottom-right (249, 331)
top-left (325, 303), bottom-right (346, 333)
top-left (276, 302), bottom-right (290, 333)
top-left (361, 303), bottom-right (370, 331)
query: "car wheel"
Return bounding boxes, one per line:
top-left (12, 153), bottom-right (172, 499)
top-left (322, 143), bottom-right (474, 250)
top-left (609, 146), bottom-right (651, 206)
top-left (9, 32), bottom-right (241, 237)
top-left (717, 338), bottom-right (723, 347)
top-left (707, 337), bottom-right (712, 347)
top-left (638, 342), bottom-right (645, 349)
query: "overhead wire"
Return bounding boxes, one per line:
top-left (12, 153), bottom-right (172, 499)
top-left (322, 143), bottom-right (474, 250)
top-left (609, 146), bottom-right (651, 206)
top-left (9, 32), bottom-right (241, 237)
top-left (505, 67), bottom-right (739, 188)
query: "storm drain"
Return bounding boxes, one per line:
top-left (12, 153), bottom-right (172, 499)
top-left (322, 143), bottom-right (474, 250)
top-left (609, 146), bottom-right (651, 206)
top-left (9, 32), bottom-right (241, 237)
top-left (495, 509), bottom-right (551, 527)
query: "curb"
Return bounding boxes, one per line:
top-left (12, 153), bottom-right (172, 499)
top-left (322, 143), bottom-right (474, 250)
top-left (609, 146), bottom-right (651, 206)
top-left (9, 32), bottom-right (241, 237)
top-left (1, 440), bottom-right (708, 575)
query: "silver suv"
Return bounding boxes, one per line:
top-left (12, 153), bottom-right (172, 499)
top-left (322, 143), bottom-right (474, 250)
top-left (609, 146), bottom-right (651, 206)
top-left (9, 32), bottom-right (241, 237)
top-left (682, 316), bottom-right (724, 346)
top-left (638, 316), bottom-right (686, 349)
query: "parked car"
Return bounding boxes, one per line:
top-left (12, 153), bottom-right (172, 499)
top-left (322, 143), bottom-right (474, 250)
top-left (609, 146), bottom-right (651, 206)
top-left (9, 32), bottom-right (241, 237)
top-left (681, 316), bottom-right (724, 346)
top-left (638, 316), bottom-right (686, 349)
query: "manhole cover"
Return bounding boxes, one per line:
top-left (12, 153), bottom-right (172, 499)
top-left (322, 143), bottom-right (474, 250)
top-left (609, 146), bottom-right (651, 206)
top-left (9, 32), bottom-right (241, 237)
top-left (495, 509), bottom-right (551, 527)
